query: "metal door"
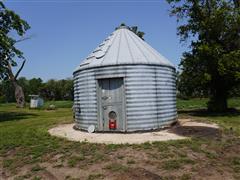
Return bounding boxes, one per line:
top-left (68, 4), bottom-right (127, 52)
top-left (98, 78), bottom-right (124, 131)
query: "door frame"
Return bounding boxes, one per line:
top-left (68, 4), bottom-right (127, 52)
top-left (96, 77), bottom-right (126, 132)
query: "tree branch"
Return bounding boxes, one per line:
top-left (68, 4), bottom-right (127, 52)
top-left (6, 60), bottom-right (16, 84)
top-left (7, 64), bottom-right (14, 79)
top-left (14, 59), bottom-right (26, 80)
top-left (15, 34), bottom-right (35, 44)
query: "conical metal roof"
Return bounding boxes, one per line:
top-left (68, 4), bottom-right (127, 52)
top-left (75, 26), bottom-right (174, 72)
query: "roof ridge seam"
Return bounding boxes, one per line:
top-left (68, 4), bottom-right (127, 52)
top-left (134, 32), bottom-right (162, 63)
top-left (100, 31), bottom-right (118, 66)
top-left (128, 30), bottom-right (150, 64)
top-left (124, 29), bottom-right (134, 64)
top-left (137, 36), bottom-right (174, 67)
top-left (116, 29), bottom-right (122, 65)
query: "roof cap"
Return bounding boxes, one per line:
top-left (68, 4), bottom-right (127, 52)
top-left (115, 24), bottom-right (130, 30)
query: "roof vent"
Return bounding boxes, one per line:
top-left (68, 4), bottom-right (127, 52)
top-left (95, 50), bottom-right (105, 59)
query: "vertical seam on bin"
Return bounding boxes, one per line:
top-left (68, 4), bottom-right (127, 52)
top-left (86, 70), bottom-right (89, 127)
top-left (116, 30), bottom-right (122, 65)
top-left (75, 65), bottom-right (176, 131)
top-left (128, 31), bottom-right (150, 64)
top-left (124, 30), bottom-right (134, 64)
top-left (154, 67), bottom-right (159, 128)
top-left (134, 32), bottom-right (163, 64)
top-left (100, 31), bottom-right (119, 66)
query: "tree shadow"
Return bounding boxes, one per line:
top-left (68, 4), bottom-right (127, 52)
top-left (178, 108), bottom-right (240, 117)
top-left (0, 111), bottom-right (38, 123)
top-left (169, 124), bottom-right (221, 139)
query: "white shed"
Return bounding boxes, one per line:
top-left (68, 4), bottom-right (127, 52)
top-left (29, 95), bottom-right (44, 108)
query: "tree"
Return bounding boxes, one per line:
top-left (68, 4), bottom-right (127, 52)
top-left (28, 78), bottom-right (43, 95)
top-left (0, 2), bottom-right (30, 107)
top-left (17, 77), bottom-right (29, 101)
top-left (130, 26), bottom-right (145, 40)
top-left (40, 79), bottom-right (56, 100)
top-left (167, 0), bottom-right (240, 112)
top-left (60, 78), bottom-right (74, 100)
top-left (0, 80), bottom-right (15, 103)
top-left (0, 76), bottom-right (74, 102)
top-left (116, 23), bottom-right (145, 40)
top-left (39, 79), bottom-right (73, 101)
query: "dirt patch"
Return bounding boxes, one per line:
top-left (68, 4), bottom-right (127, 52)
top-left (48, 119), bottom-right (220, 144)
top-left (111, 167), bottom-right (161, 180)
top-left (2, 137), bottom-right (240, 180)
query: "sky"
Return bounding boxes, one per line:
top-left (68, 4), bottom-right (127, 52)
top-left (5, 0), bottom-right (187, 81)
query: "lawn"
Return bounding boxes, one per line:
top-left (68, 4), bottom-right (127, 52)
top-left (0, 99), bottom-right (240, 179)
top-left (177, 97), bottom-right (240, 110)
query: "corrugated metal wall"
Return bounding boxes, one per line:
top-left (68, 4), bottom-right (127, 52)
top-left (74, 64), bottom-right (177, 132)
top-left (74, 70), bottom-right (97, 130)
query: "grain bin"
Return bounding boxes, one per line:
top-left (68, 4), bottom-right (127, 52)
top-left (73, 25), bottom-right (177, 132)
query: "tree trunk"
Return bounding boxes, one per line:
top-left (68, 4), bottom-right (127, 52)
top-left (207, 88), bottom-right (228, 112)
top-left (7, 61), bottom-right (25, 108)
top-left (12, 81), bottom-right (25, 108)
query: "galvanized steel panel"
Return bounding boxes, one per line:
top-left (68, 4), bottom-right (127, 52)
top-left (74, 63), bottom-right (176, 132)
top-left (74, 27), bottom-right (174, 72)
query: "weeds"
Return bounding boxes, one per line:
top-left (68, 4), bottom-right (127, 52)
top-left (127, 159), bottom-right (136, 164)
top-left (87, 173), bottom-right (105, 180)
top-left (67, 154), bottom-right (86, 167)
top-left (162, 158), bottom-right (195, 170)
top-left (31, 164), bottom-right (44, 172)
top-left (104, 163), bottom-right (129, 172)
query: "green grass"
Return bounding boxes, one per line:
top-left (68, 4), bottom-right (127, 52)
top-left (0, 101), bottom-right (73, 167)
top-left (177, 97), bottom-right (240, 110)
top-left (229, 98), bottom-right (240, 109)
top-left (67, 155), bottom-right (85, 167)
top-left (0, 99), bottom-right (240, 179)
top-left (104, 163), bottom-right (129, 172)
top-left (43, 101), bottom-right (73, 109)
top-left (232, 157), bottom-right (240, 173)
top-left (177, 98), bottom-right (209, 110)
top-left (3, 159), bottom-right (14, 168)
top-left (0, 100), bottom-right (73, 109)
top-left (87, 173), bottom-right (105, 180)
top-left (177, 98), bottom-right (240, 136)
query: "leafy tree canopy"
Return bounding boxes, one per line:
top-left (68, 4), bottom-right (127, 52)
top-left (0, 77), bottom-right (74, 103)
top-left (167, 0), bottom-right (240, 111)
top-left (0, 2), bottom-right (30, 107)
top-left (0, 2), bottom-right (30, 80)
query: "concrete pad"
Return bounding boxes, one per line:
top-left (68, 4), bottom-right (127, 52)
top-left (48, 119), bottom-right (219, 144)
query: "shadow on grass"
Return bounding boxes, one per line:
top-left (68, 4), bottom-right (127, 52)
top-left (0, 111), bottom-right (38, 123)
top-left (170, 125), bottom-right (221, 139)
top-left (178, 108), bottom-right (240, 117)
